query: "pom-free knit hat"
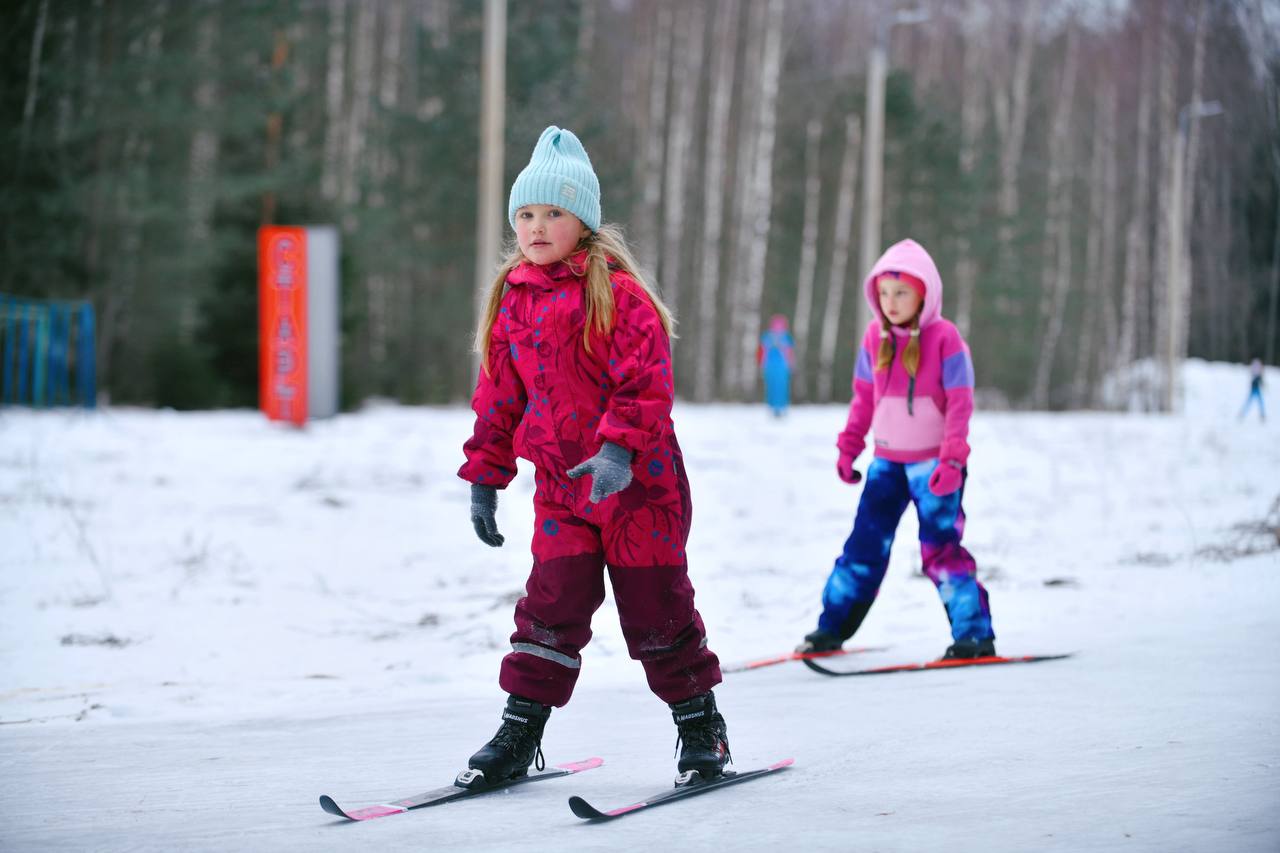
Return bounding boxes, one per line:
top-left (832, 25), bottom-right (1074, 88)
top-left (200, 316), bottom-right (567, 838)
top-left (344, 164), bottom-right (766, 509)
top-left (508, 126), bottom-right (601, 233)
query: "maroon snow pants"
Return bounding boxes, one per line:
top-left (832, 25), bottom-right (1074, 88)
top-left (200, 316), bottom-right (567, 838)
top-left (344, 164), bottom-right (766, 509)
top-left (497, 463), bottom-right (722, 707)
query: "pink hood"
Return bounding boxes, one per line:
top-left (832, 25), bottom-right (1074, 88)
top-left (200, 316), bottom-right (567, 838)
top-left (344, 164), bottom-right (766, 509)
top-left (863, 239), bottom-right (944, 329)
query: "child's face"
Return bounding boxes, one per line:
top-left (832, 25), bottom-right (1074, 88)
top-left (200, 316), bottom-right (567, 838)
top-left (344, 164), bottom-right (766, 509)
top-left (514, 204), bottom-right (590, 266)
top-left (877, 275), bottom-right (923, 326)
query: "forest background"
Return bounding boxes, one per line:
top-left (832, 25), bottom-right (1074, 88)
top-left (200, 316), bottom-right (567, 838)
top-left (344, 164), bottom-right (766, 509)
top-left (2, 0), bottom-right (1278, 411)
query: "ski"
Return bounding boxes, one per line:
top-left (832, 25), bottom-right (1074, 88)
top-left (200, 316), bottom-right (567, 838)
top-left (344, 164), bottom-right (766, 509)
top-left (803, 653), bottom-right (1074, 677)
top-left (568, 758), bottom-right (794, 822)
top-left (721, 646), bottom-right (885, 674)
top-left (320, 757), bottom-right (603, 821)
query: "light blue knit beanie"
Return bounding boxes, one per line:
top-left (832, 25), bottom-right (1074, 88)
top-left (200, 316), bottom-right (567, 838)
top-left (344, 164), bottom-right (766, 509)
top-left (507, 126), bottom-right (601, 233)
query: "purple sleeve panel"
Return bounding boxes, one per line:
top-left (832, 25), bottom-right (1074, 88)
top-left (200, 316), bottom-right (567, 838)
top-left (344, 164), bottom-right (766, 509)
top-left (854, 346), bottom-right (874, 382)
top-left (938, 324), bottom-right (973, 464)
top-left (941, 350), bottom-right (974, 390)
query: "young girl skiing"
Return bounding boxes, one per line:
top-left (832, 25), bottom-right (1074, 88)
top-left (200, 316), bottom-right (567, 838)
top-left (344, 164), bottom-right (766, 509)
top-left (799, 238), bottom-right (995, 660)
top-left (458, 126), bottom-right (728, 784)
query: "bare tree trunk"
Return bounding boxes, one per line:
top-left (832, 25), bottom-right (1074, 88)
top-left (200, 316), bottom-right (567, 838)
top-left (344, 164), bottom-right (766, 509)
top-left (1031, 24), bottom-right (1079, 408)
top-left (342, 1), bottom-right (376, 209)
top-left (659, 1), bottom-right (706, 321)
top-left (953, 0), bottom-right (988, 338)
top-left (184, 4), bottom-right (220, 337)
top-left (1074, 77), bottom-right (1116, 408)
top-left (992, 0), bottom-right (1039, 281)
top-left (54, 11), bottom-right (77, 147)
top-left (575, 0), bottom-right (596, 82)
top-left (19, 0), bottom-right (50, 166)
top-left (693, 0), bottom-right (739, 402)
top-left (1099, 87), bottom-right (1121, 361)
top-left (321, 0), bottom-right (347, 200)
top-left (721, 0), bottom-right (765, 398)
top-left (635, 1), bottom-right (672, 266)
top-left (1171, 0), bottom-right (1210, 404)
top-left (816, 115), bottom-right (862, 403)
top-left (1150, 1), bottom-right (1175, 408)
top-left (1116, 10), bottom-right (1155, 407)
top-left (791, 118), bottom-right (822, 401)
top-left (736, 0), bottom-right (784, 399)
top-left (103, 2), bottom-right (165, 388)
top-left (261, 29), bottom-right (289, 226)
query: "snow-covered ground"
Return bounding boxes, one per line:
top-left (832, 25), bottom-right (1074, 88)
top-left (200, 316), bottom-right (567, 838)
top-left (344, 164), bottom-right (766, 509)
top-left (2, 359), bottom-right (1278, 852)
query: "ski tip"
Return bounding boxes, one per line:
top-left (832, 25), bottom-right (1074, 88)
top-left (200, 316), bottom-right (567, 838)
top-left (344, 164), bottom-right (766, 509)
top-left (557, 757), bottom-right (604, 772)
top-left (568, 795), bottom-right (612, 821)
top-left (319, 795), bottom-right (346, 819)
top-left (768, 758), bottom-right (796, 771)
top-left (319, 796), bottom-right (404, 821)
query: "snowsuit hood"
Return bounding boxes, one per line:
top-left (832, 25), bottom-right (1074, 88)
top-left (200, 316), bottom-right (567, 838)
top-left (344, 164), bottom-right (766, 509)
top-left (863, 239), bottom-right (944, 329)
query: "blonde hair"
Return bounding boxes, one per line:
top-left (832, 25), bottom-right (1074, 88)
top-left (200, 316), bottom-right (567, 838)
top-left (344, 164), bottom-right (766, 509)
top-left (474, 223), bottom-right (675, 374)
top-left (875, 310), bottom-right (921, 377)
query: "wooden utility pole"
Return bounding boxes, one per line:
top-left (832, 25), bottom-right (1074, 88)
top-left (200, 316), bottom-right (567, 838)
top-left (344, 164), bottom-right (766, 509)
top-left (474, 0), bottom-right (506, 360)
top-left (858, 9), bottom-right (927, 337)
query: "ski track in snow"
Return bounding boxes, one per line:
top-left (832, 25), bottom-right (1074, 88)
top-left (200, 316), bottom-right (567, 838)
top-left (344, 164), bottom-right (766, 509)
top-left (1, 360), bottom-right (1277, 851)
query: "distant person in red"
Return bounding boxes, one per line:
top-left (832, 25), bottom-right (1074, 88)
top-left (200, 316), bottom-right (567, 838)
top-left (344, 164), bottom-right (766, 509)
top-left (458, 126), bottom-right (729, 785)
top-left (1239, 358), bottom-right (1266, 423)
top-left (758, 314), bottom-right (795, 417)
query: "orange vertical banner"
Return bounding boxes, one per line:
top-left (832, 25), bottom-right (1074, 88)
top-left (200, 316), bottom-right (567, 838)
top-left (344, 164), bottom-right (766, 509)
top-left (258, 227), bottom-right (308, 426)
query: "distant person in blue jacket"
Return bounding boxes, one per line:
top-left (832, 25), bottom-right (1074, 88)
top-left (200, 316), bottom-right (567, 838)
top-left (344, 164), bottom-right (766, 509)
top-left (758, 315), bottom-right (795, 418)
top-left (1239, 358), bottom-right (1266, 423)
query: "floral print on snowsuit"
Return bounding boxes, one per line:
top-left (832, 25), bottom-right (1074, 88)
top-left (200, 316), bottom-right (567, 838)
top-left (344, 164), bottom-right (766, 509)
top-left (459, 252), bottom-right (722, 707)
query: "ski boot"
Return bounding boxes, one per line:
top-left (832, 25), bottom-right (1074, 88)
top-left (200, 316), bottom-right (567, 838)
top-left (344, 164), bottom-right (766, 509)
top-left (669, 691), bottom-right (731, 784)
top-left (942, 638), bottom-right (996, 660)
top-left (795, 628), bottom-right (843, 654)
top-left (463, 694), bottom-right (551, 787)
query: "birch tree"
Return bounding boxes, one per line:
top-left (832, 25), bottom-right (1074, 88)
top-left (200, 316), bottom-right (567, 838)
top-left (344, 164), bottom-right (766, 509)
top-left (321, 0), bottom-right (347, 200)
top-left (952, 0), bottom-right (988, 337)
top-left (720, 0), bottom-right (766, 397)
top-left (635, 1), bottom-right (673, 267)
top-left (1031, 24), bottom-right (1079, 408)
top-left (1073, 76), bottom-right (1118, 408)
top-left (816, 114), bottom-right (862, 402)
top-left (736, 0), bottom-right (784, 399)
top-left (992, 0), bottom-right (1038, 280)
top-left (659, 2), bottom-right (706, 321)
top-left (1150, 1), bottom-right (1177, 408)
top-left (693, 0), bottom-right (739, 402)
top-left (1116, 11), bottom-right (1155, 402)
top-left (1169, 0), bottom-right (1211, 407)
top-left (791, 118), bottom-right (822, 400)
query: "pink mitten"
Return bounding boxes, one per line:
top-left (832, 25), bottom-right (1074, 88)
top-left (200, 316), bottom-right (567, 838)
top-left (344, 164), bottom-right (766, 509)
top-left (837, 452), bottom-right (862, 484)
top-left (928, 459), bottom-right (964, 496)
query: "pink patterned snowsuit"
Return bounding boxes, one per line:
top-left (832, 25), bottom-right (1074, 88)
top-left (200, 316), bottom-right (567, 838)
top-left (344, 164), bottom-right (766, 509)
top-left (458, 253), bottom-right (722, 707)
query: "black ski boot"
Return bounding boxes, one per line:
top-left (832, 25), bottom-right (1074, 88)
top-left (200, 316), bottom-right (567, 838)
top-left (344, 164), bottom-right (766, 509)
top-left (466, 695), bottom-right (551, 784)
top-left (670, 691), bottom-right (731, 781)
top-left (943, 638), bottom-right (996, 660)
top-left (796, 628), bottom-right (843, 654)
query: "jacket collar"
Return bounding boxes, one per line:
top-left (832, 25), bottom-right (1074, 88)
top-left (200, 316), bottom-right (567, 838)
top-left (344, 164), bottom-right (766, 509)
top-left (507, 250), bottom-right (589, 290)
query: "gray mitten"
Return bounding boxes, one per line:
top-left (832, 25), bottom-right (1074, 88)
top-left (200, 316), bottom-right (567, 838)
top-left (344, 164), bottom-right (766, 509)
top-left (470, 484), bottom-right (504, 547)
top-left (566, 441), bottom-right (634, 503)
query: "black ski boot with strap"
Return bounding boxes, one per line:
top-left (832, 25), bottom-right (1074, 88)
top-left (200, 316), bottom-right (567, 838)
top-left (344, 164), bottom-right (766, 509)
top-left (669, 691), bottom-right (731, 781)
top-left (466, 695), bottom-right (551, 784)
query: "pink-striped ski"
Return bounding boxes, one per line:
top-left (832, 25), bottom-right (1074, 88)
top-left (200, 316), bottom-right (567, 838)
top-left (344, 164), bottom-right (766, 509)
top-left (320, 757), bottom-right (602, 821)
top-left (802, 653), bottom-right (1074, 677)
top-left (568, 759), bottom-right (794, 822)
top-left (721, 646), bottom-right (885, 674)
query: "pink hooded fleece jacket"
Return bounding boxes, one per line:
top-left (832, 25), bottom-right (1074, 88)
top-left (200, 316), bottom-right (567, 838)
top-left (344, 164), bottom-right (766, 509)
top-left (838, 239), bottom-right (975, 466)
